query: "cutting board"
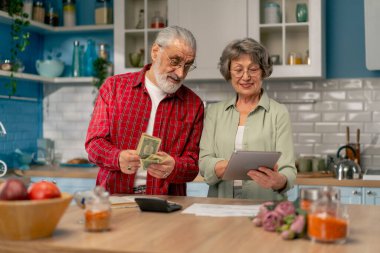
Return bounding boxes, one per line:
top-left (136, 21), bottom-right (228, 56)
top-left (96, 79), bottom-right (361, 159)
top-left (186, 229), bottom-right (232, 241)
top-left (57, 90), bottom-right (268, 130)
top-left (297, 172), bottom-right (333, 178)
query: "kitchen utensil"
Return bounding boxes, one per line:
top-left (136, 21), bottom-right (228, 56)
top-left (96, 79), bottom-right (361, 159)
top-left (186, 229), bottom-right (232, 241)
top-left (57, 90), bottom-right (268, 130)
top-left (334, 145), bottom-right (363, 180)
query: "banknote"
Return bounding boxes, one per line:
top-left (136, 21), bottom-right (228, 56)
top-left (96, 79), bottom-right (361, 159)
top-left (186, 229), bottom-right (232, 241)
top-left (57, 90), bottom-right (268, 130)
top-left (136, 133), bottom-right (161, 159)
top-left (136, 133), bottom-right (162, 169)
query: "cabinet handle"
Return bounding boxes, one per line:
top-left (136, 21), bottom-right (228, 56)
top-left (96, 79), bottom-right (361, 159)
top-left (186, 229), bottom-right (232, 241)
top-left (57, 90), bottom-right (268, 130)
top-left (367, 191), bottom-right (374, 196)
top-left (352, 190), bottom-right (360, 195)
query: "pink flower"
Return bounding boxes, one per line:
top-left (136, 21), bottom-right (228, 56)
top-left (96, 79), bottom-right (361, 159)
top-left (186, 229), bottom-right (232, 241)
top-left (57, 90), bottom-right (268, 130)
top-left (281, 230), bottom-right (296, 240)
top-left (262, 211), bottom-right (283, 232)
top-left (274, 201), bottom-right (296, 218)
top-left (290, 215), bottom-right (305, 234)
top-left (252, 217), bottom-right (262, 227)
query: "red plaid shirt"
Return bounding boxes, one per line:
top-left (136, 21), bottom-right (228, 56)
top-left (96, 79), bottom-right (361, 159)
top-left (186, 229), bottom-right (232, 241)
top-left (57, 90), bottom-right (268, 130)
top-left (85, 65), bottom-right (204, 195)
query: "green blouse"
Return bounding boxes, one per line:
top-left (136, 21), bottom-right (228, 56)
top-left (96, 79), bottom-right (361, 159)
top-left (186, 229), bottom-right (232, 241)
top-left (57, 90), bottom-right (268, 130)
top-left (199, 91), bottom-right (297, 201)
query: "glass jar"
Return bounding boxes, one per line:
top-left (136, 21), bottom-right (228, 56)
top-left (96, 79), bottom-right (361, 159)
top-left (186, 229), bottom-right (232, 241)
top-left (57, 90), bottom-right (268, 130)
top-left (63, 0), bottom-right (76, 27)
top-left (308, 187), bottom-right (349, 243)
top-left (23, 0), bottom-right (33, 19)
top-left (296, 3), bottom-right (308, 23)
top-left (95, 0), bottom-right (113, 25)
top-left (45, 1), bottom-right (59, 26)
top-left (135, 9), bottom-right (144, 29)
top-left (84, 187), bottom-right (111, 232)
top-left (288, 52), bottom-right (302, 65)
top-left (32, 1), bottom-right (45, 23)
top-left (98, 43), bottom-right (109, 61)
top-left (299, 187), bottom-right (321, 212)
top-left (150, 11), bottom-right (165, 28)
top-left (264, 2), bottom-right (281, 24)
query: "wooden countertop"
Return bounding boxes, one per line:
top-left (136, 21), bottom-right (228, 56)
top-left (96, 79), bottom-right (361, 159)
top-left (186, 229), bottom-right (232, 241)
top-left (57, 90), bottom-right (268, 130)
top-left (1, 196), bottom-right (379, 253)
top-left (17, 167), bottom-right (380, 188)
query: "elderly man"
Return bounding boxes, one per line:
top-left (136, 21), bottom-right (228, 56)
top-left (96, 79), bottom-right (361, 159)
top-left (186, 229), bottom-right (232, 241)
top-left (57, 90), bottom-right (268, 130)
top-left (86, 26), bottom-right (204, 195)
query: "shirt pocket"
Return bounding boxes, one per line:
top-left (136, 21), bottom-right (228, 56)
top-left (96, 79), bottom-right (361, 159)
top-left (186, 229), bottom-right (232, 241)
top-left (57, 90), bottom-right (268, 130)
top-left (165, 120), bottom-right (193, 155)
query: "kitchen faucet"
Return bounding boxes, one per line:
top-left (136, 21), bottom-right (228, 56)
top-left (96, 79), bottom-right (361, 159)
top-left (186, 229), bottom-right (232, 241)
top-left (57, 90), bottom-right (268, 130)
top-left (0, 121), bottom-right (7, 177)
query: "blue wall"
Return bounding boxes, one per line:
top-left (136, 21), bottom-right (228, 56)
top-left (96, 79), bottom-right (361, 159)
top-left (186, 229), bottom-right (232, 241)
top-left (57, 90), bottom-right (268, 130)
top-left (326, 0), bottom-right (380, 78)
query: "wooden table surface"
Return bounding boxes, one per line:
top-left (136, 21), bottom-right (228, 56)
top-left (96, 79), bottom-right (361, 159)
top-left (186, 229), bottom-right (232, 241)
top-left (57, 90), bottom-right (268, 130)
top-left (1, 196), bottom-right (380, 253)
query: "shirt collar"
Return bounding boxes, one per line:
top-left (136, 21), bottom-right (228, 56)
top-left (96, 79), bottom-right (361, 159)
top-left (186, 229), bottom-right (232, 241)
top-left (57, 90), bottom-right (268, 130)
top-left (134, 64), bottom-right (185, 101)
top-left (224, 89), bottom-right (270, 112)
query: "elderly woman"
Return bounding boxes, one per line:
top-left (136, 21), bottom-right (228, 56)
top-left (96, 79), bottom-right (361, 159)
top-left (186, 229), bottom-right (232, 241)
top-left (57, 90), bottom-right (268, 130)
top-left (199, 38), bottom-right (296, 201)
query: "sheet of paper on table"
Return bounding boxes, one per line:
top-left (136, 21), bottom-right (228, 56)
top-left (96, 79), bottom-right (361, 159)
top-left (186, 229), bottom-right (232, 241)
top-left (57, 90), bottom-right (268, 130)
top-left (182, 203), bottom-right (260, 217)
top-left (109, 196), bottom-right (137, 208)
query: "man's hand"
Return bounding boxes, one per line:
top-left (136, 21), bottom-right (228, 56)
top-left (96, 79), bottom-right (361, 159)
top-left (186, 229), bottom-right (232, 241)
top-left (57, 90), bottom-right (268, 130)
top-left (147, 151), bottom-right (175, 179)
top-left (119, 150), bottom-right (141, 174)
top-left (246, 164), bottom-right (287, 191)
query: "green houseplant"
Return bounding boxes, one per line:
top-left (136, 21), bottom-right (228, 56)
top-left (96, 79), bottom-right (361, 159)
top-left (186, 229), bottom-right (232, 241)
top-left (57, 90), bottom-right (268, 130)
top-left (5, 0), bottom-right (30, 95)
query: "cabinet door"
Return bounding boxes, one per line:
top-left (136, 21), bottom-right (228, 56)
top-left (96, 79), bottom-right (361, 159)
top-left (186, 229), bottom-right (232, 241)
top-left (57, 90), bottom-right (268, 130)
top-left (168, 0), bottom-right (247, 79)
top-left (248, 0), bottom-right (324, 78)
top-left (364, 188), bottom-right (380, 205)
top-left (337, 186), bottom-right (362, 205)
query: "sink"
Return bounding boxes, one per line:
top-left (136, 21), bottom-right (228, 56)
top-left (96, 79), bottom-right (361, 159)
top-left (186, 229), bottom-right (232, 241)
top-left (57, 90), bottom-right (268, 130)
top-left (362, 168), bottom-right (380, 180)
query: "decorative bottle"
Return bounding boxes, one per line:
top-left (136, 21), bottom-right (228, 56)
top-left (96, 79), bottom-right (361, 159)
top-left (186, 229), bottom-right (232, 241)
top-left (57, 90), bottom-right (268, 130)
top-left (72, 40), bottom-right (81, 77)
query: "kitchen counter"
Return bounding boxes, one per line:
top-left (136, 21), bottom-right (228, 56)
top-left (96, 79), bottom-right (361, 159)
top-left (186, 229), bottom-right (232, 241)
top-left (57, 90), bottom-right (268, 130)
top-left (0, 196), bottom-right (379, 253)
top-left (15, 166), bottom-right (380, 188)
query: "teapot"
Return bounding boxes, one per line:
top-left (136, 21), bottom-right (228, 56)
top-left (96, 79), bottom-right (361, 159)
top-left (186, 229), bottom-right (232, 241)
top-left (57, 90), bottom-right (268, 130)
top-left (333, 145), bottom-right (363, 180)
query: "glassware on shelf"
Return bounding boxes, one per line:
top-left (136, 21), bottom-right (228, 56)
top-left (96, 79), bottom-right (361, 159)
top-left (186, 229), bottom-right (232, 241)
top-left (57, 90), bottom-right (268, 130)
top-left (308, 187), bottom-right (349, 243)
top-left (32, 0), bottom-right (45, 23)
top-left (44, 1), bottom-right (59, 26)
top-left (296, 3), bottom-right (308, 23)
top-left (84, 39), bottom-right (97, 76)
top-left (98, 43), bottom-right (113, 76)
top-left (287, 52), bottom-right (302, 65)
top-left (150, 10), bottom-right (165, 28)
top-left (23, 0), bottom-right (33, 19)
top-left (135, 9), bottom-right (144, 29)
top-left (95, 0), bottom-right (113, 25)
top-left (63, 0), bottom-right (76, 27)
top-left (72, 40), bottom-right (81, 77)
top-left (304, 49), bottom-right (310, 65)
top-left (264, 2), bottom-right (281, 24)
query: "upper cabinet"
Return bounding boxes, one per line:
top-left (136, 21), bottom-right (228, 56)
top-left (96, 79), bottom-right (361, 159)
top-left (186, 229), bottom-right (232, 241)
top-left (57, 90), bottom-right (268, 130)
top-left (113, 0), bottom-right (324, 79)
top-left (249, 0), bottom-right (324, 79)
top-left (114, 0), bottom-right (168, 74)
top-left (168, 0), bottom-right (247, 80)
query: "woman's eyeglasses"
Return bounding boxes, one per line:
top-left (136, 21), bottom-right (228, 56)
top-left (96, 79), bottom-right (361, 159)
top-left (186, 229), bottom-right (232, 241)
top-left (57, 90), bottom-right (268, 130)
top-left (230, 68), bottom-right (261, 78)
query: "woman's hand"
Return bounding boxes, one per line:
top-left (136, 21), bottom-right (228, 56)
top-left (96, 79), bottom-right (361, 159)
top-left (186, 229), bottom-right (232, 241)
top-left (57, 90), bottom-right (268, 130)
top-left (119, 150), bottom-right (141, 174)
top-left (147, 151), bottom-right (175, 179)
top-left (247, 164), bottom-right (287, 191)
top-left (215, 160), bottom-right (229, 179)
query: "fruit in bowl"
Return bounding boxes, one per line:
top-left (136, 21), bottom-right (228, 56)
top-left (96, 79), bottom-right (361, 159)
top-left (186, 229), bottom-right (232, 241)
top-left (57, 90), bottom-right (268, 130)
top-left (35, 59), bottom-right (65, 78)
top-left (0, 178), bottom-right (72, 240)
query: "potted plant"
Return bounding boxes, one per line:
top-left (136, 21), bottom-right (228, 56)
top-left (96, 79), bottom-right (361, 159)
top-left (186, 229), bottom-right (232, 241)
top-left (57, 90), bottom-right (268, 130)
top-left (5, 0), bottom-right (30, 95)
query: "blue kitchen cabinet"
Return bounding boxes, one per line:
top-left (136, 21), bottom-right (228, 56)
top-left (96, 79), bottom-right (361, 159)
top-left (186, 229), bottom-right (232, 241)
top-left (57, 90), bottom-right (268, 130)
top-left (30, 177), bottom-right (96, 195)
top-left (186, 182), bottom-right (209, 197)
top-left (364, 187), bottom-right (380, 205)
top-left (337, 186), bottom-right (363, 205)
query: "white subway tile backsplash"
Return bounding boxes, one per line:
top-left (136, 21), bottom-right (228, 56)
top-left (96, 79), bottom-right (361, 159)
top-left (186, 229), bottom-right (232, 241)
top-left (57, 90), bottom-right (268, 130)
top-left (298, 112), bottom-right (321, 121)
top-left (340, 79), bottom-right (363, 89)
top-left (314, 101), bottom-right (338, 111)
top-left (322, 91), bottom-right (345, 100)
top-left (315, 123), bottom-right (339, 133)
top-left (323, 113), bottom-right (346, 122)
top-left (43, 78), bottom-right (380, 168)
top-left (339, 102), bottom-right (363, 111)
top-left (347, 112), bottom-right (371, 122)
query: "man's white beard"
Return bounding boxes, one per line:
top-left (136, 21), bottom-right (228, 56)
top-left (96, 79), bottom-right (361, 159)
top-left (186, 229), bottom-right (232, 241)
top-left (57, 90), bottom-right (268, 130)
top-left (152, 57), bottom-right (183, 94)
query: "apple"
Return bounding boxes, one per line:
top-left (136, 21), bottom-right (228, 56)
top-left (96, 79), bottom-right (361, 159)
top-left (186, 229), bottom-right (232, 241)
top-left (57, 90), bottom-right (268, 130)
top-left (28, 181), bottom-right (61, 200)
top-left (0, 178), bottom-right (29, 201)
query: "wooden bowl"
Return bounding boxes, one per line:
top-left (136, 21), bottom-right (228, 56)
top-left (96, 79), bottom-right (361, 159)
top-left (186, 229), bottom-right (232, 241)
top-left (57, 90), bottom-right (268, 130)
top-left (0, 193), bottom-right (72, 240)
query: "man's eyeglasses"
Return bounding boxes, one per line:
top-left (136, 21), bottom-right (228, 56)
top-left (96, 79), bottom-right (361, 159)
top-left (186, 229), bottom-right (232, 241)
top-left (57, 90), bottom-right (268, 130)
top-left (160, 48), bottom-right (197, 72)
top-left (230, 68), bottom-right (261, 78)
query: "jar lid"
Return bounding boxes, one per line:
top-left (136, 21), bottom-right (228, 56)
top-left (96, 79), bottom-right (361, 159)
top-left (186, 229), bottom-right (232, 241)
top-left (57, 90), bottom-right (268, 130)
top-left (300, 188), bottom-right (321, 201)
top-left (63, 0), bottom-right (76, 4)
top-left (265, 2), bottom-right (280, 8)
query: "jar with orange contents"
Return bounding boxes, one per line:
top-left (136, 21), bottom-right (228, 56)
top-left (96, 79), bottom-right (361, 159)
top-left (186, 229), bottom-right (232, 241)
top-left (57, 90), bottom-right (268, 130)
top-left (307, 187), bottom-right (349, 243)
top-left (84, 186), bottom-right (111, 232)
top-left (300, 188), bottom-right (321, 212)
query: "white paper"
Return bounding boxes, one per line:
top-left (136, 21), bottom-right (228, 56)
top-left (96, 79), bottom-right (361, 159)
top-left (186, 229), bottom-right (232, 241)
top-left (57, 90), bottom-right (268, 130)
top-left (182, 203), bottom-right (260, 217)
top-left (109, 196), bottom-right (136, 205)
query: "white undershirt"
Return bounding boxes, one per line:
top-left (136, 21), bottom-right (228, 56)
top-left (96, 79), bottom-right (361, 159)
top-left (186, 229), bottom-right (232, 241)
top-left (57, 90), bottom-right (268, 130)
top-left (134, 76), bottom-right (166, 187)
top-left (234, 126), bottom-right (245, 196)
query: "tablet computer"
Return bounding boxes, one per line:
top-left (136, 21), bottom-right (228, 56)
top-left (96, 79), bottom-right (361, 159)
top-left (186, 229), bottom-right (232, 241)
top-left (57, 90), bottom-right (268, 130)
top-left (222, 151), bottom-right (282, 180)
